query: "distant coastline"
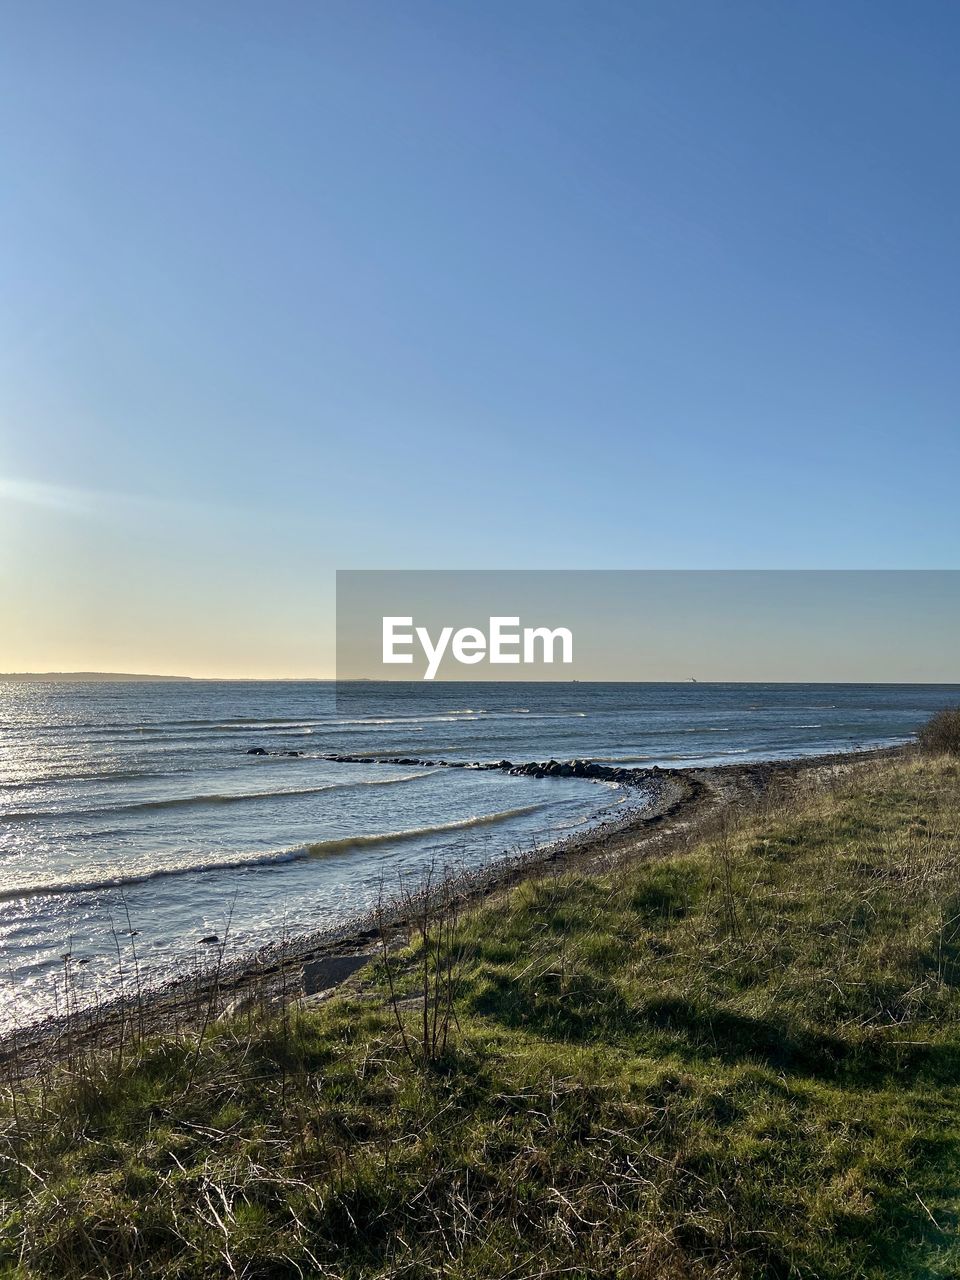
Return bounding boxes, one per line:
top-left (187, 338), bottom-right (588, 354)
top-left (2, 674), bottom-right (959, 685)
top-left (0, 672), bottom-right (195, 683)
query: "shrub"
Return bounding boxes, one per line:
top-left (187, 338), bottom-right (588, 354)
top-left (917, 706), bottom-right (960, 755)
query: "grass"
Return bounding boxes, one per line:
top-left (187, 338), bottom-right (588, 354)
top-left (2, 753), bottom-right (959, 1278)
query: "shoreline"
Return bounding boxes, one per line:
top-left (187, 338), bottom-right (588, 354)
top-left (0, 742), bottom-right (909, 1073)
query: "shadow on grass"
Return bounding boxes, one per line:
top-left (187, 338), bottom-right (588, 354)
top-left (471, 974), bottom-right (960, 1087)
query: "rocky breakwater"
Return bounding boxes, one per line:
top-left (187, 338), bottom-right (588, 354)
top-left (320, 753), bottom-right (668, 789)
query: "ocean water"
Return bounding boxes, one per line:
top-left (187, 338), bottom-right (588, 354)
top-left (1, 679), bottom-right (955, 1029)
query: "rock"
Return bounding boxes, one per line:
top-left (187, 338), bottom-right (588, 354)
top-left (218, 993), bottom-right (258, 1020)
top-left (498, 760), bottom-right (513, 770)
top-left (200, 935), bottom-right (220, 945)
top-left (302, 952), bottom-right (371, 996)
top-left (246, 747), bottom-right (268, 756)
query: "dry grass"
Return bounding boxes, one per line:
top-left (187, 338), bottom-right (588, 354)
top-left (918, 706), bottom-right (960, 756)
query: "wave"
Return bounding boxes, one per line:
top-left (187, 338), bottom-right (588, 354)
top-left (1, 770), bottom-right (437, 823)
top-left (16, 716), bottom-right (337, 733)
top-left (297, 802), bottom-right (547, 854)
top-left (0, 847), bottom-right (308, 901)
top-left (594, 746), bottom-right (753, 765)
top-left (0, 802), bottom-right (547, 901)
top-left (585, 751), bottom-right (668, 765)
top-left (0, 767), bottom-right (165, 792)
top-left (6, 709), bottom-right (582, 746)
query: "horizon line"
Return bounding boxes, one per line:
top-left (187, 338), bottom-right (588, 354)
top-left (2, 672), bottom-right (960, 687)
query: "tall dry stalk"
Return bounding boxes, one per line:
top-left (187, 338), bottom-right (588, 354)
top-left (377, 859), bottom-right (468, 1067)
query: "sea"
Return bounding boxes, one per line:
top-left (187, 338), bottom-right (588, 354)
top-left (1, 679), bottom-right (956, 1030)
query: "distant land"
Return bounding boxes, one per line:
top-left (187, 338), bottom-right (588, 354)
top-left (0, 672), bottom-right (195, 683)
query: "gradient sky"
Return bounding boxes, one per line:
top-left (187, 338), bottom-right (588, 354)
top-left (1, 2), bottom-right (958, 677)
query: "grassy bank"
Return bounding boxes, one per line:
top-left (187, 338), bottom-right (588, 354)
top-left (2, 754), bottom-right (959, 1278)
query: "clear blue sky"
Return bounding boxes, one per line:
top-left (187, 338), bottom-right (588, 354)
top-left (1, 1), bottom-right (957, 675)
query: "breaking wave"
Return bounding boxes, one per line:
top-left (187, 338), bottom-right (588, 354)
top-left (1, 770), bottom-right (438, 823)
top-left (0, 802), bottom-right (547, 901)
